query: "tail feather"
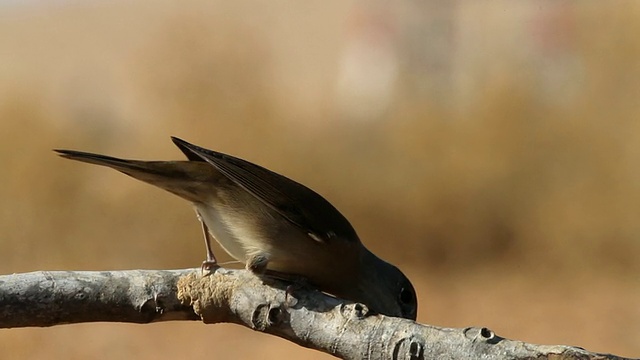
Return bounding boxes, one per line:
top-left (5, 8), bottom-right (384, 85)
top-left (55, 149), bottom-right (151, 173)
top-left (54, 149), bottom-right (217, 202)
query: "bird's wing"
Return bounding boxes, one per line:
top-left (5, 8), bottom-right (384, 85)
top-left (171, 136), bottom-right (359, 243)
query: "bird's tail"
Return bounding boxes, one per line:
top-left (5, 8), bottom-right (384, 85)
top-left (54, 149), bottom-right (216, 202)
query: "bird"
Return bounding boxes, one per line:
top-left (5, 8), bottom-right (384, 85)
top-left (55, 136), bottom-right (417, 320)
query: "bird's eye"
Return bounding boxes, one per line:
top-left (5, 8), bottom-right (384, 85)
top-left (399, 287), bottom-right (414, 305)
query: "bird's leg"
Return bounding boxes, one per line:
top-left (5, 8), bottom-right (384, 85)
top-left (246, 254), bottom-right (269, 274)
top-left (196, 210), bottom-right (218, 276)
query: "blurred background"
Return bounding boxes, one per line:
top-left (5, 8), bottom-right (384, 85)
top-left (1, 1), bottom-right (639, 358)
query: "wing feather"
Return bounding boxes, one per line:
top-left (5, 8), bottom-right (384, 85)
top-left (171, 137), bottom-right (359, 243)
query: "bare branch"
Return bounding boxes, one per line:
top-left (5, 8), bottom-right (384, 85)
top-left (0, 269), bottom-right (198, 326)
top-left (0, 270), bottom-right (632, 360)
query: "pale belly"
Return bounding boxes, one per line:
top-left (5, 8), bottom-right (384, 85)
top-left (194, 203), bottom-right (266, 263)
top-left (193, 201), bottom-right (333, 279)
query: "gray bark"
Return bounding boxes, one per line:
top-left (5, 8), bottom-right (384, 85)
top-left (0, 269), bottom-right (633, 360)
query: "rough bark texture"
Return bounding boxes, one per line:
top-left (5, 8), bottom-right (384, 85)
top-left (0, 269), bottom-right (633, 360)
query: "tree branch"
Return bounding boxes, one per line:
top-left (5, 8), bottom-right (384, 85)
top-left (0, 269), bottom-right (632, 360)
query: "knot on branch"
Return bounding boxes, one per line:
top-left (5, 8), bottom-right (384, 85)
top-left (177, 270), bottom-right (235, 323)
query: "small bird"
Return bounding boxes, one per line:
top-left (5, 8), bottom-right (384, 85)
top-left (55, 137), bottom-right (417, 320)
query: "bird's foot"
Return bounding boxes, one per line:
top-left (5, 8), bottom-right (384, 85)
top-left (246, 254), bottom-right (269, 274)
top-left (201, 259), bottom-right (219, 277)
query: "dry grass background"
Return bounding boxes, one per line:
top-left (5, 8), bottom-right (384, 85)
top-left (0, 1), bottom-right (638, 358)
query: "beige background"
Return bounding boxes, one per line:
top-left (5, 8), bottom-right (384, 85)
top-left (0, 1), bottom-right (638, 358)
